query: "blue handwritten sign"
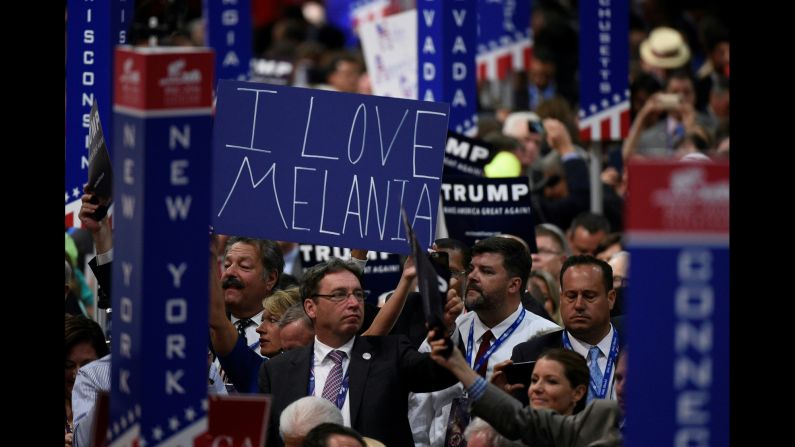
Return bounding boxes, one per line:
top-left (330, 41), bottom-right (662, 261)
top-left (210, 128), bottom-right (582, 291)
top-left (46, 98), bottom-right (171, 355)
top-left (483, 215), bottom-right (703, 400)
top-left (212, 80), bottom-right (450, 253)
top-left (441, 176), bottom-right (536, 250)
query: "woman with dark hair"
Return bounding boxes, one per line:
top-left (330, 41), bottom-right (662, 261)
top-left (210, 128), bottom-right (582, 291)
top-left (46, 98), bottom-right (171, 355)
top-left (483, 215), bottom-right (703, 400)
top-left (429, 335), bottom-right (622, 446)
top-left (65, 314), bottom-right (109, 444)
top-left (491, 348), bottom-right (588, 416)
top-left (528, 348), bottom-right (589, 415)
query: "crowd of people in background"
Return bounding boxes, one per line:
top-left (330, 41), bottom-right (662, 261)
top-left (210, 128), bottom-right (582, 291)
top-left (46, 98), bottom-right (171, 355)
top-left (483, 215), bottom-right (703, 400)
top-left (66, 0), bottom-right (727, 445)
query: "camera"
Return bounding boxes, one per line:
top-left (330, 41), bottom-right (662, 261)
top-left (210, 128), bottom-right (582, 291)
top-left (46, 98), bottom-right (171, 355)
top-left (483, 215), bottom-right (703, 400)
top-left (657, 93), bottom-right (682, 110)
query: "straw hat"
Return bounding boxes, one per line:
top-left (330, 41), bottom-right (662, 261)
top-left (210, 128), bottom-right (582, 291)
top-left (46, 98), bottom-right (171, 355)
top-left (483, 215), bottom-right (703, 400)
top-left (640, 27), bottom-right (691, 69)
top-left (363, 437), bottom-right (386, 447)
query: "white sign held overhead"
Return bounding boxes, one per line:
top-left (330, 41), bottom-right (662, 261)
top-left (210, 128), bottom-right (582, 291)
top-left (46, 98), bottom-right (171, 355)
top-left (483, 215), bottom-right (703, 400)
top-left (360, 10), bottom-right (418, 100)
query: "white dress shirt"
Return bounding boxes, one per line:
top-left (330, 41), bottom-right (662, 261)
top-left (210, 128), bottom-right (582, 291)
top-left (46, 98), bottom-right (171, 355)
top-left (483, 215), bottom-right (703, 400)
top-left (565, 324), bottom-right (618, 400)
top-left (409, 304), bottom-right (561, 447)
top-left (231, 310), bottom-right (265, 354)
top-left (312, 336), bottom-right (356, 426)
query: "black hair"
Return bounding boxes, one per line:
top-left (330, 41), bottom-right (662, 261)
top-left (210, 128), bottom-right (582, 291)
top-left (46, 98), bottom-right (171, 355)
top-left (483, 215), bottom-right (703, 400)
top-left (472, 237), bottom-right (532, 292)
top-left (559, 255), bottom-right (614, 292)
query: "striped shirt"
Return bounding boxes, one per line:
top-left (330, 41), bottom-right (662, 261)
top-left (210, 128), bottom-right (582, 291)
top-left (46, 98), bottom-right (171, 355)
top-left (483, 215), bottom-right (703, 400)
top-left (72, 354), bottom-right (111, 447)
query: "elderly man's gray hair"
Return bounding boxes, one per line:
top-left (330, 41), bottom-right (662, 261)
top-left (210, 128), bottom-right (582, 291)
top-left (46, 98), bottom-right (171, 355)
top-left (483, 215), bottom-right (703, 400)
top-left (279, 396), bottom-right (344, 441)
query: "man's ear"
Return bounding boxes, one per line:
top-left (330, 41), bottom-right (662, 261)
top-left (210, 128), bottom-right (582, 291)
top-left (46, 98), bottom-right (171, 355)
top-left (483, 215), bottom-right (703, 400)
top-left (508, 276), bottom-right (522, 294)
top-left (607, 288), bottom-right (616, 310)
top-left (266, 269), bottom-right (278, 291)
top-left (572, 384), bottom-right (587, 405)
top-left (304, 298), bottom-right (317, 319)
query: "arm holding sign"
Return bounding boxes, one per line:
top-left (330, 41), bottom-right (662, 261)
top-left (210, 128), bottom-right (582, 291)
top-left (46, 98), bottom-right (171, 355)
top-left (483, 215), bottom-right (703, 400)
top-left (208, 234), bottom-right (265, 393)
top-left (427, 336), bottom-right (622, 446)
top-left (208, 235), bottom-right (239, 357)
top-left (363, 256), bottom-right (416, 336)
top-left (80, 190), bottom-right (112, 307)
top-left (79, 190), bottom-right (112, 255)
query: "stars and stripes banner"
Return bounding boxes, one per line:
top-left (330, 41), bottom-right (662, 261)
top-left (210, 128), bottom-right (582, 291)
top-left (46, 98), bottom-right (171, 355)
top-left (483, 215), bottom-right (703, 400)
top-left (418, 0), bottom-right (478, 136)
top-left (107, 47), bottom-right (214, 447)
top-left (204, 0), bottom-right (251, 83)
top-left (65, 0), bottom-right (134, 228)
top-left (578, 0), bottom-right (630, 142)
top-left (475, 0), bottom-right (532, 81)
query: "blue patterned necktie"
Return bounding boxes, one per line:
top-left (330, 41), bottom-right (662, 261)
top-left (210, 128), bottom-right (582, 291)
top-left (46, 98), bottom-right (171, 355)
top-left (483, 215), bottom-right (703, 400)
top-left (235, 318), bottom-right (254, 342)
top-left (321, 350), bottom-right (347, 404)
top-left (587, 346), bottom-right (604, 402)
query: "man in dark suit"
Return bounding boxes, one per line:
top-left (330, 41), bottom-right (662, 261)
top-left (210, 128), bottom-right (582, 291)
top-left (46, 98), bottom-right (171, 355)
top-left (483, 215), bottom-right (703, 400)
top-left (512, 255), bottom-right (624, 404)
top-left (259, 258), bottom-right (458, 447)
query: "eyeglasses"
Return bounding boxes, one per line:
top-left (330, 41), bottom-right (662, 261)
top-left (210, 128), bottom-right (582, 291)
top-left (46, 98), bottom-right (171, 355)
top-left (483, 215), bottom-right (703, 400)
top-left (313, 290), bottom-right (367, 303)
top-left (451, 269), bottom-right (470, 278)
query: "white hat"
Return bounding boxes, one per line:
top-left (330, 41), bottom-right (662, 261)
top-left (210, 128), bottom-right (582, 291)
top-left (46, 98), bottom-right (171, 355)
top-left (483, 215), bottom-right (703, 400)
top-left (640, 27), bottom-right (691, 69)
top-left (680, 152), bottom-right (712, 163)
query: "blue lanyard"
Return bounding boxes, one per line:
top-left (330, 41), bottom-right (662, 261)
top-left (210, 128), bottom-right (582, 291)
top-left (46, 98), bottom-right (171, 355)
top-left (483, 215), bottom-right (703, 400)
top-left (562, 329), bottom-right (619, 400)
top-left (308, 354), bottom-right (351, 410)
top-left (466, 308), bottom-right (526, 373)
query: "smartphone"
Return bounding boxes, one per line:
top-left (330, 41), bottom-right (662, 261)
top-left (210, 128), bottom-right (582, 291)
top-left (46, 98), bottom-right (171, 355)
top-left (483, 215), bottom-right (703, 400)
top-left (88, 195), bottom-right (109, 221)
top-left (657, 93), bottom-right (682, 110)
top-left (528, 120), bottom-right (544, 134)
top-left (503, 361), bottom-right (536, 387)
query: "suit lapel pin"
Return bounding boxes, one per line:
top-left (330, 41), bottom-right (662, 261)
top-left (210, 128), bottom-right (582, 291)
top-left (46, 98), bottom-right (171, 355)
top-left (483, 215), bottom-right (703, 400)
top-left (362, 352), bottom-right (371, 360)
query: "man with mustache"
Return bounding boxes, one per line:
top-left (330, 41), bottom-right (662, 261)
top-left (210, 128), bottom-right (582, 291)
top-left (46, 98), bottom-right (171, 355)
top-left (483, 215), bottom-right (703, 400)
top-left (410, 237), bottom-right (560, 447)
top-left (219, 237), bottom-right (284, 347)
top-left (209, 236), bottom-right (284, 391)
top-left (259, 258), bottom-right (459, 447)
top-left (511, 255), bottom-right (624, 404)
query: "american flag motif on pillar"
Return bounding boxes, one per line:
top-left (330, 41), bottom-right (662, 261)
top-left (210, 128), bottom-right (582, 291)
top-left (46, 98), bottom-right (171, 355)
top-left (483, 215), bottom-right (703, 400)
top-left (475, 0), bottom-right (532, 82)
top-left (65, 196), bottom-right (84, 229)
top-left (350, 0), bottom-right (401, 32)
top-left (65, 0), bottom-right (133, 229)
top-left (578, 0), bottom-right (630, 142)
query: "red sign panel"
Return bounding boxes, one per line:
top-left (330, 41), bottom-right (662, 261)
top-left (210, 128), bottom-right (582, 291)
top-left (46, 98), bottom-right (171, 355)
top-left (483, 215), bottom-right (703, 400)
top-left (193, 394), bottom-right (271, 447)
top-left (626, 160), bottom-right (729, 235)
top-left (114, 46), bottom-right (215, 111)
